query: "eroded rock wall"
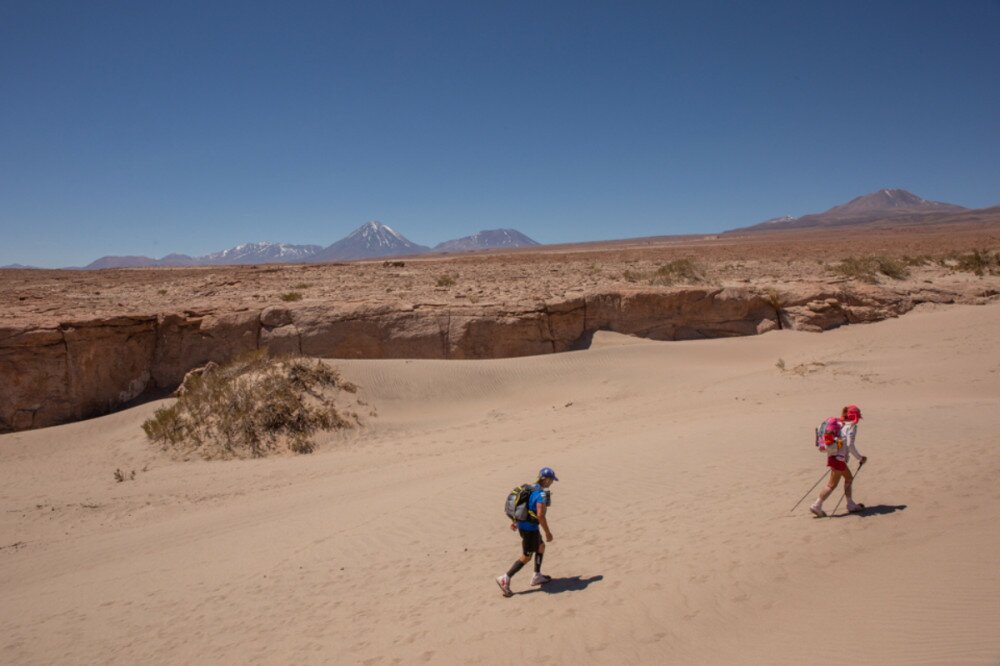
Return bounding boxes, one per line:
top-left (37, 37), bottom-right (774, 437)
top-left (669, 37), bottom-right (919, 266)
top-left (0, 284), bottom-right (984, 433)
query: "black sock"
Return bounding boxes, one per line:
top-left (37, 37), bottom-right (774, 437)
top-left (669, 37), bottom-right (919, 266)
top-left (534, 552), bottom-right (544, 573)
top-left (507, 560), bottom-right (526, 578)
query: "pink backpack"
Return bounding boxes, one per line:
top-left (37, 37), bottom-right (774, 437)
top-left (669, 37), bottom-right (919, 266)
top-left (815, 417), bottom-right (843, 453)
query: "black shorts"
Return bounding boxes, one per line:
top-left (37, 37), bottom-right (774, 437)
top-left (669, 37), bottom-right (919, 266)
top-left (519, 528), bottom-right (541, 555)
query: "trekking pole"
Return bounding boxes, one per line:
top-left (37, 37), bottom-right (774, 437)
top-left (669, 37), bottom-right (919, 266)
top-left (790, 469), bottom-right (830, 513)
top-left (829, 461), bottom-right (865, 518)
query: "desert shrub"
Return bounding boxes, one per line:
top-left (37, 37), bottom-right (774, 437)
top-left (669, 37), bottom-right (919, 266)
top-left (280, 291), bottom-right (303, 302)
top-left (622, 269), bottom-right (641, 283)
top-left (831, 256), bottom-right (910, 283)
top-left (112, 468), bottom-right (136, 483)
top-left (650, 259), bottom-right (703, 286)
top-left (954, 249), bottom-right (1000, 276)
top-left (435, 274), bottom-right (457, 287)
top-left (902, 255), bottom-right (931, 267)
top-left (142, 351), bottom-right (355, 460)
top-left (876, 257), bottom-right (910, 280)
top-left (292, 282), bottom-right (312, 290)
top-left (765, 288), bottom-right (785, 310)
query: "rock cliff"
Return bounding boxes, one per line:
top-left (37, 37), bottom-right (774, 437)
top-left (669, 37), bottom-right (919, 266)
top-left (1, 283), bottom-right (985, 433)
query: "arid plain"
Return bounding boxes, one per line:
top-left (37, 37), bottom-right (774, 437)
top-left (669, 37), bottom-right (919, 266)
top-left (2, 222), bottom-right (1000, 664)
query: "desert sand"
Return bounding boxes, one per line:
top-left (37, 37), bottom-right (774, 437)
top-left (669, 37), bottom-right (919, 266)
top-left (2, 298), bottom-right (999, 664)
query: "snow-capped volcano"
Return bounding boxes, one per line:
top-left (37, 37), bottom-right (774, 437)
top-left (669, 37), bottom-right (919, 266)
top-left (312, 221), bottom-right (430, 262)
top-left (434, 229), bottom-right (540, 252)
top-left (202, 241), bottom-right (322, 265)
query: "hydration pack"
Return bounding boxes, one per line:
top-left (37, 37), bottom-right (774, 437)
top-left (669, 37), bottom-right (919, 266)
top-left (815, 417), bottom-right (843, 454)
top-left (504, 484), bottom-right (537, 523)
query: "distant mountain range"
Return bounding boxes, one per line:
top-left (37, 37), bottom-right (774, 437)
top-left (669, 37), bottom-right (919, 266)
top-left (728, 188), bottom-right (968, 233)
top-left (14, 190), bottom-right (994, 270)
top-left (434, 229), bottom-right (540, 253)
top-left (84, 242), bottom-right (323, 270)
top-left (81, 223), bottom-right (540, 269)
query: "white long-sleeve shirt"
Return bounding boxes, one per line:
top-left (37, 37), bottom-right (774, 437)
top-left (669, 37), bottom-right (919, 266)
top-left (835, 422), bottom-right (864, 462)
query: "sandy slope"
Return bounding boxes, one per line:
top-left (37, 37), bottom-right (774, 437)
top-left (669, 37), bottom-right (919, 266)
top-left (2, 303), bottom-right (999, 664)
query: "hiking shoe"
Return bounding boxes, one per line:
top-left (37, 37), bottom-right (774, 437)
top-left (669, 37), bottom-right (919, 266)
top-left (847, 502), bottom-right (866, 514)
top-left (809, 503), bottom-right (827, 518)
top-left (495, 574), bottom-right (513, 597)
top-left (530, 573), bottom-right (552, 586)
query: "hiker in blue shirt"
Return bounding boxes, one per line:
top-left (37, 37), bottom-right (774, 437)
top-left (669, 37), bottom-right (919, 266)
top-left (496, 467), bottom-right (557, 597)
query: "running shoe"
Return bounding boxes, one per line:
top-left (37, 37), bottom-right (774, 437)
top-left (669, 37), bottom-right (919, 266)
top-left (809, 503), bottom-right (827, 518)
top-left (495, 574), bottom-right (513, 597)
top-left (530, 573), bottom-right (552, 586)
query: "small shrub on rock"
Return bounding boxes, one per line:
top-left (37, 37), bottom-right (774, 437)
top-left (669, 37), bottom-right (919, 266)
top-left (650, 259), bottom-right (703, 286)
top-left (142, 351), bottom-right (355, 460)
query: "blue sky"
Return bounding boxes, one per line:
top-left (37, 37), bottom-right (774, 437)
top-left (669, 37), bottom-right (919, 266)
top-left (1, 1), bottom-right (998, 267)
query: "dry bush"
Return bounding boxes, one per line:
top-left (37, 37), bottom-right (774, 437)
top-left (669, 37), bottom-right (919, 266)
top-left (954, 249), bottom-right (1000, 276)
top-left (902, 255), bottom-right (931, 267)
top-left (831, 256), bottom-right (910, 283)
top-left (621, 269), bottom-right (641, 283)
top-left (280, 291), bottom-right (303, 302)
top-left (765, 288), bottom-right (785, 310)
top-left (650, 259), bottom-right (703, 286)
top-left (142, 351), bottom-right (355, 460)
top-left (435, 274), bottom-right (457, 287)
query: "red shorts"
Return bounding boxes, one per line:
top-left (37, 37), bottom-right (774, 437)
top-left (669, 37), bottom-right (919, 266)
top-left (827, 457), bottom-right (847, 471)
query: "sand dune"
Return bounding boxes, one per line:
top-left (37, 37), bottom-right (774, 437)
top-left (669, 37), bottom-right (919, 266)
top-left (2, 303), bottom-right (999, 664)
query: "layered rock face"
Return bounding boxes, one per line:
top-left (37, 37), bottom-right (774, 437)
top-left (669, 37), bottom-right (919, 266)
top-left (1, 283), bottom-right (977, 433)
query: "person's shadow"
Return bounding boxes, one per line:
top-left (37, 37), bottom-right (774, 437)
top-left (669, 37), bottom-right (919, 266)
top-left (518, 575), bottom-right (603, 595)
top-left (831, 504), bottom-right (907, 518)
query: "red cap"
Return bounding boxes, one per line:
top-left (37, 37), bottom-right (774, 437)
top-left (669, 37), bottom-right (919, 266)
top-left (845, 405), bottom-right (862, 423)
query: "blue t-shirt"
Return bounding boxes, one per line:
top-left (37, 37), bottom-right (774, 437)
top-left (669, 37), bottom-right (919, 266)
top-left (517, 485), bottom-right (548, 532)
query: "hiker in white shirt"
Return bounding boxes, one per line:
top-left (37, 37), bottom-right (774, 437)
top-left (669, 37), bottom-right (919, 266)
top-left (810, 405), bottom-right (867, 517)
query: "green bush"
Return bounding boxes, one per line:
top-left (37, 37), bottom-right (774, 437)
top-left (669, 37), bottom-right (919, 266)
top-left (142, 351), bottom-right (355, 459)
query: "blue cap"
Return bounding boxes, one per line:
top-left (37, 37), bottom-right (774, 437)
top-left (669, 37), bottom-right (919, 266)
top-left (539, 467), bottom-right (559, 481)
